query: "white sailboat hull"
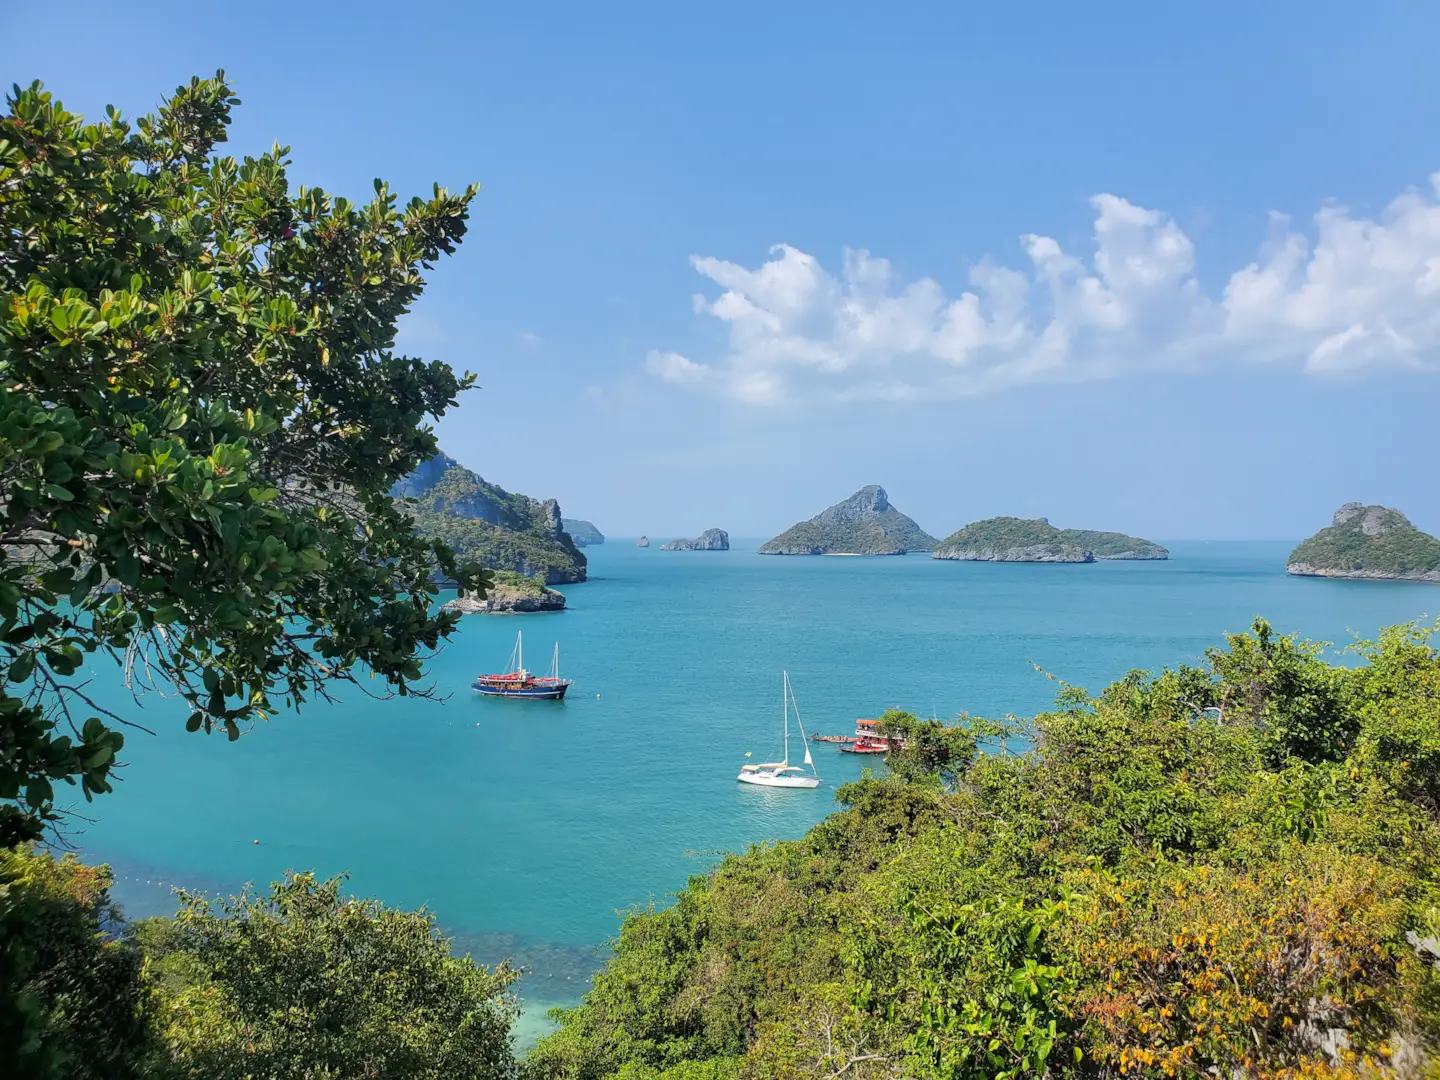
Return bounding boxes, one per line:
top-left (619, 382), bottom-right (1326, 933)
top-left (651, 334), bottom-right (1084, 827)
top-left (737, 769), bottom-right (820, 789)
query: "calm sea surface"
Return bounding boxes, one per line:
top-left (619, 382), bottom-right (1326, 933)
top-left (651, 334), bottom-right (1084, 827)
top-left (71, 540), bottom-right (1438, 1042)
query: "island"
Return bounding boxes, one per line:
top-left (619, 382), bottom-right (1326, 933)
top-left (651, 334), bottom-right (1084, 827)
top-left (661, 529), bottom-right (729, 552)
top-left (562, 519), bottom-right (605, 547)
top-left (636, 535), bottom-right (650, 548)
top-left (1287, 503), bottom-right (1440, 583)
top-left (442, 572), bottom-right (566, 614)
top-left (759, 486), bottom-right (936, 555)
top-left (1054, 528), bottom-right (1168, 560)
top-left (933, 517), bottom-right (1094, 562)
top-left (393, 452), bottom-right (587, 584)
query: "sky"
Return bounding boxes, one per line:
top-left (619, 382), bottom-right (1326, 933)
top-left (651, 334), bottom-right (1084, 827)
top-left (6, 1), bottom-right (1439, 540)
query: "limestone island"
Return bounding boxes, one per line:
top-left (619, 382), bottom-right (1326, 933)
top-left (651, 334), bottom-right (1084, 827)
top-left (759, 486), bottom-right (936, 556)
top-left (442, 572), bottom-right (566, 615)
top-left (661, 528), bottom-right (729, 551)
top-left (636, 535), bottom-right (650, 548)
top-left (393, 452), bottom-right (586, 584)
top-left (562, 519), bottom-right (605, 547)
top-left (1287, 503), bottom-right (1440, 583)
top-left (933, 517), bottom-right (1168, 563)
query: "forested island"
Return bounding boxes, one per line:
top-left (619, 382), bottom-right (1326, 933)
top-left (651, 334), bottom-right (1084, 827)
top-left (394, 453), bottom-right (588, 584)
top-left (760, 485), bottom-right (936, 555)
top-left (562, 518), bottom-right (605, 547)
top-left (934, 517), bottom-right (1167, 562)
top-left (1288, 503), bottom-right (1440, 583)
top-left (661, 528), bottom-right (729, 551)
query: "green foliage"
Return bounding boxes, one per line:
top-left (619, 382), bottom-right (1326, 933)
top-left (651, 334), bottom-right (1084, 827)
top-left (0, 845), bottom-right (157, 1079)
top-left (933, 517), bottom-right (1092, 561)
top-left (142, 872), bottom-right (518, 1079)
top-left (0, 75), bottom-right (487, 842)
top-left (1288, 504), bottom-right (1440, 579)
top-left (532, 619), bottom-right (1440, 1080)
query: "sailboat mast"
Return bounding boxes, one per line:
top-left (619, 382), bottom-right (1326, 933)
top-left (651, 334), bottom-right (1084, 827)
top-left (518, 631), bottom-right (523, 672)
top-left (782, 671), bottom-right (790, 765)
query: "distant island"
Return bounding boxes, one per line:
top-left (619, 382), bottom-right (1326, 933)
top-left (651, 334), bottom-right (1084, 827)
top-left (393, 453), bottom-right (587, 584)
top-left (661, 529), bottom-right (729, 551)
top-left (1054, 528), bottom-right (1169, 560)
top-left (934, 517), bottom-right (1093, 562)
top-left (562, 519), bottom-right (605, 547)
top-left (1287, 503), bottom-right (1440, 583)
top-left (636, 535), bottom-right (650, 548)
top-left (759, 486), bottom-right (936, 555)
top-left (442, 572), bottom-right (567, 614)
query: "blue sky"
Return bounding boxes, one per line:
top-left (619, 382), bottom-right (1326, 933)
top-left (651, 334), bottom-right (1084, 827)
top-left (7, 1), bottom-right (1439, 540)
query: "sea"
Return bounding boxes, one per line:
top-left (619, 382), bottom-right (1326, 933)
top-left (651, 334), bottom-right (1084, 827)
top-left (69, 540), bottom-right (1438, 1046)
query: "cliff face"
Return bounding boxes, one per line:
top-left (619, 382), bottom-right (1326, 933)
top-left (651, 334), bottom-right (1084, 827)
top-left (934, 517), bottom-right (1094, 563)
top-left (636, 536), bottom-right (650, 548)
top-left (759, 486), bottom-right (936, 555)
top-left (562, 519), bottom-right (605, 547)
top-left (661, 529), bottom-right (729, 552)
top-left (393, 454), bottom-right (587, 584)
top-left (1287, 503), bottom-right (1440, 583)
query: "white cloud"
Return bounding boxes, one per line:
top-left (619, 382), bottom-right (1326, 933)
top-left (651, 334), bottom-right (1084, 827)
top-left (517, 331), bottom-right (543, 350)
top-left (651, 176), bottom-right (1440, 404)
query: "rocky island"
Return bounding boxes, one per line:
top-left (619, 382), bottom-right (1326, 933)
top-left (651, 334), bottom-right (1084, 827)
top-left (562, 519), bottom-right (605, 547)
top-left (1054, 528), bottom-right (1168, 560)
top-left (636, 535), bottom-right (650, 548)
top-left (661, 529), bottom-right (729, 551)
top-left (934, 517), bottom-right (1094, 562)
top-left (759, 486), bottom-right (936, 555)
top-left (393, 453), bottom-right (587, 584)
top-left (442, 572), bottom-right (567, 614)
top-left (1287, 503), bottom-right (1440, 583)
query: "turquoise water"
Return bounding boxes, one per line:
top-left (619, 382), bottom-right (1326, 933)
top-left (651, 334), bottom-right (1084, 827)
top-left (72, 540), bottom-right (1437, 1041)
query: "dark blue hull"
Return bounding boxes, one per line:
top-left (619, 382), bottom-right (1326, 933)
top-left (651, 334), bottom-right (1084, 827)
top-left (473, 681), bottom-right (570, 700)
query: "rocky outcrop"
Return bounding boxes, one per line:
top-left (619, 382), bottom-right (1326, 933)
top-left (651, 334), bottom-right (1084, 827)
top-left (636, 536), bottom-right (650, 548)
top-left (562, 519), bottom-right (605, 547)
top-left (934, 518), bottom-right (1094, 562)
top-left (1287, 504), bottom-right (1440, 583)
top-left (760, 486), bottom-right (936, 555)
top-left (442, 581), bottom-right (567, 614)
top-left (661, 529), bottom-right (729, 552)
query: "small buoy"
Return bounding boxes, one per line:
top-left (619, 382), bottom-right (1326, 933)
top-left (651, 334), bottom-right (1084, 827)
top-left (253, 839), bottom-right (260, 845)
top-left (596, 693), bottom-right (601, 699)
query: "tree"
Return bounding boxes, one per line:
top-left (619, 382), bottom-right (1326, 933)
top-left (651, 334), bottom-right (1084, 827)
top-left (0, 845), bottom-right (158, 1079)
top-left (140, 872), bottom-right (519, 1079)
top-left (0, 74), bottom-right (489, 843)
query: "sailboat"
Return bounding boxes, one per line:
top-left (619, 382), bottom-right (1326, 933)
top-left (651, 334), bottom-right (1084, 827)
top-left (737, 671), bottom-right (821, 789)
top-left (473, 631), bottom-right (572, 700)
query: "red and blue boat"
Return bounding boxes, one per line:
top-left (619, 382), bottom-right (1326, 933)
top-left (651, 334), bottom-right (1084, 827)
top-left (473, 631), bottom-right (572, 700)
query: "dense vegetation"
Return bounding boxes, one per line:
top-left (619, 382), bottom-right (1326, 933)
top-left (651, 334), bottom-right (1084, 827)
top-left (1057, 528), bottom-right (1168, 560)
top-left (0, 75), bottom-right (486, 845)
top-left (563, 519), bottom-right (605, 547)
top-left (1, 847), bottom-right (519, 1078)
top-left (397, 454), bottom-right (587, 583)
top-left (934, 517), bottom-right (1093, 561)
top-left (1289, 504), bottom-right (1440, 582)
top-left (760, 486), bottom-right (936, 555)
top-left (529, 619), bottom-right (1440, 1080)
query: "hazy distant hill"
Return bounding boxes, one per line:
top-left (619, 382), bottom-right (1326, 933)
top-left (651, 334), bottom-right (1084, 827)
top-left (562, 519), bottom-right (605, 547)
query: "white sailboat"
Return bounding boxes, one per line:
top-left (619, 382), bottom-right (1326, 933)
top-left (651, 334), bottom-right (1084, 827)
top-left (738, 671), bottom-right (821, 789)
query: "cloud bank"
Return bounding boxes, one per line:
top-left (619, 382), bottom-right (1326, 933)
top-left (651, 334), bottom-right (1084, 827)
top-left (648, 176), bottom-right (1440, 405)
